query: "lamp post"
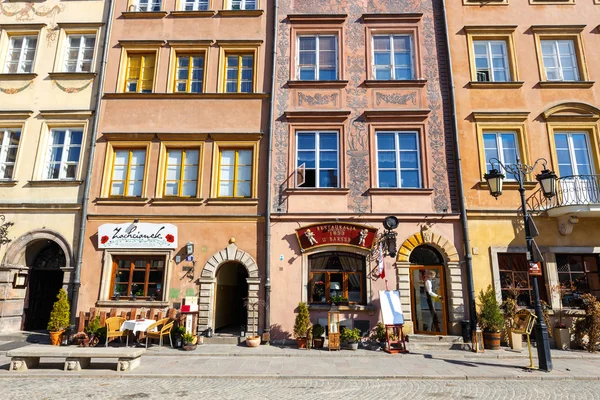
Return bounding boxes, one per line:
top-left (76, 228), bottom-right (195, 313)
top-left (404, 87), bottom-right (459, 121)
top-left (483, 157), bottom-right (557, 372)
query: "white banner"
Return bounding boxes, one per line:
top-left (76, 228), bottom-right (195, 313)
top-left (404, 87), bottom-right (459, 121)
top-left (98, 223), bottom-right (178, 249)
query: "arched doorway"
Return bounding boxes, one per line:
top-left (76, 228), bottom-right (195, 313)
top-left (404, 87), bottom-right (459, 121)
top-left (214, 262), bottom-right (248, 335)
top-left (25, 241), bottom-right (66, 331)
top-left (409, 245), bottom-right (447, 335)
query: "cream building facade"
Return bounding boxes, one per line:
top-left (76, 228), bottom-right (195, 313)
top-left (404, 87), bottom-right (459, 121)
top-left (0, 1), bottom-right (109, 332)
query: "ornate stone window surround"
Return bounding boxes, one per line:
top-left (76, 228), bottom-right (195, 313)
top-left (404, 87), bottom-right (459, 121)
top-left (0, 24), bottom-right (44, 79)
top-left (51, 23), bottom-right (104, 77)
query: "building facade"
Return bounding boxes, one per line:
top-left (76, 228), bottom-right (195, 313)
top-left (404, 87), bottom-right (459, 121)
top-left (447, 0), bottom-right (600, 328)
top-left (0, 0), bottom-right (109, 333)
top-left (78, 0), bottom-right (272, 337)
top-left (268, 0), bottom-right (466, 340)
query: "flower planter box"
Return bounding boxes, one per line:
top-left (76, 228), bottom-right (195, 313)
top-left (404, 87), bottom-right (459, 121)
top-left (296, 338), bottom-right (308, 349)
top-left (344, 342), bottom-right (358, 351)
top-left (182, 344), bottom-right (197, 351)
top-left (246, 336), bottom-right (261, 347)
top-left (483, 331), bottom-right (501, 350)
top-left (312, 337), bottom-right (325, 349)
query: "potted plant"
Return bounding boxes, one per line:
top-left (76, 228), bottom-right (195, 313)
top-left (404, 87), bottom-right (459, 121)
top-left (549, 282), bottom-right (576, 350)
top-left (574, 293), bottom-right (600, 353)
top-left (172, 326), bottom-right (186, 348)
top-left (47, 288), bottom-right (70, 346)
top-left (243, 298), bottom-right (265, 347)
top-left (293, 302), bottom-right (311, 349)
top-left (341, 327), bottom-right (361, 350)
top-left (312, 324), bottom-right (325, 348)
top-left (84, 316), bottom-right (102, 347)
top-left (477, 285), bottom-right (504, 350)
top-left (182, 332), bottom-right (198, 351)
top-left (501, 297), bottom-right (521, 351)
top-left (371, 322), bottom-right (387, 349)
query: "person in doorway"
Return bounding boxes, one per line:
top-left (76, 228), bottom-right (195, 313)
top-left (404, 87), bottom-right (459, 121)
top-left (424, 270), bottom-right (442, 332)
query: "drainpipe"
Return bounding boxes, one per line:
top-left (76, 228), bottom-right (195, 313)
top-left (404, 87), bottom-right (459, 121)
top-left (439, 0), bottom-right (477, 333)
top-left (70, 0), bottom-right (115, 324)
top-left (263, 0), bottom-right (278, 341)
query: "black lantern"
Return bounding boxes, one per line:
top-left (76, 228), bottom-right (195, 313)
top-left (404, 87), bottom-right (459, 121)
top-left (483, 168), bottom-right (505, 199)
top-left (536, 169), bottom-right (557, 199)
top-left (382, 216), bottom-right (399, 258)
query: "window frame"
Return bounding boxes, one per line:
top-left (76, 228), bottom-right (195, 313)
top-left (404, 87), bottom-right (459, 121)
top-left (375, 131), bottom-right (422, 189)
top-left (482, 130), bottom-right (520, 180)
top-left (295, 131), bottom-right (340, 189)
top-left (217, 148), bottom-right (253, 198)
top-left (109, 255), bottom-right (166, 301)
top-left (163, 147), bottom-right (202, 198)
top-left (118, 42), bottom-right (162, 94)
top-left (4, 34), bottom-right (38, 74)
top-left (296, 34), bottom-right (339, 81)
top-left (218, 42), bottom-right (259, 94)
top-left (0, 127), bottom-right (21, 180)
top-left (308, 252), bottom-right (367, 305)
top-left (532, 27), bottom-right (589, 84)
top-left (465, 26), bottom-right (519, 85)
top-left (227, 0), bottom-right (257, 10)
top-left (181, 0), bottom-right (209, 10)
top-left (101, 142), bottom-right (151, 199)
top-left (210, 140), bottom-right (259, 199)
top-left (63, 33), bottom-right (97, 73)
top-left (555, 254), bottom-right (600, 309)
top-left (498, 252), bottom-right (548, 309)
top-left (540, 39), bottom-right (580, 82)
top-left (109, 148), bottom-right (148, 197)
top-left (124, 53), bottom-right (156, 93)
top-left (553, 131), bottom-right (595, 177)
top-left (44, 127), bottom-right (84, 181)
top-left (371, 34), bottom-right (414, 81)
top-left (473, 39), bottom-right (510, 83)
top-left (133, 0), bottom-right (162, 12)
top-left (223, 53), bottom-right (254, 93)
top-left (173, 53), bottom-right (206, 93)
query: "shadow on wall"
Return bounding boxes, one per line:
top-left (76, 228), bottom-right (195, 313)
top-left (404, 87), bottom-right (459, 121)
top-left (269, 324), bottom-right (291, 345)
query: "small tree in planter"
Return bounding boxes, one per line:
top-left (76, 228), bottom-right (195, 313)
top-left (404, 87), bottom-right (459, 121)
top-left (477, 285), bottom-right (504, 350)
top-left (47, 288), bottom-right (70, 346)
top-left (341, 327), bottom-right (362, 350)
top-left (293, 302), bottom-right (311, 349)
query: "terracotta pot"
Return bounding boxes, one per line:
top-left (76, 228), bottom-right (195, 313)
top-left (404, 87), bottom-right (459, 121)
top-left (182, 344), bottom-right (197, 351)
top-left (246, 336), bottom-right (261, 347)
top-left (554, 327), bottom-right (571, 350)
top-left (49, 330), bottom-right (64, 346)
top-left (483, 331), bottom-right (501, 350)
top-left (313, 337), bottom-right (325, 349)
top-left (296, 337), bottom-right (307, 349)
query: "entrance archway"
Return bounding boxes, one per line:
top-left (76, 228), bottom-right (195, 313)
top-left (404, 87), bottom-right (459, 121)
top-left (25, 241), bottom-right (66, 331)
top-left (215, 262), bottom-right (248, 334)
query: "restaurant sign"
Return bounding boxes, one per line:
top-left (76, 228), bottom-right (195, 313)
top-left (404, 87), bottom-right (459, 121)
top-left (98, 223), bottom-right (178, 249)
top-left (296, 222), bottom-right (378, 251)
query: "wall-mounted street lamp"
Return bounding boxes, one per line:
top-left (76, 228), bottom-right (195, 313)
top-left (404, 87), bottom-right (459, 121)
top-left (382, 216), bottom-right (399, 258)
top-left (483, 156), bottom-right (557, 372)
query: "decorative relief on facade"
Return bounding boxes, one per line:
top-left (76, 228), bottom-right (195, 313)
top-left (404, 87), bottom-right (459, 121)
top-left (0, 81), bottom-right (33, 94)
top-left (375, 92), bottom-right (417, 106)
top-left (53, 80), bottom-right (94, 94)
top-left (0, 2), bottom-right (65, 21)
top-left (297, 92), bottom-right (338, 107)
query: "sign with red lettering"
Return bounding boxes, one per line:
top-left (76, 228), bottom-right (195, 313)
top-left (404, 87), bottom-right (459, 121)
top-left (295, 223), bottom-right (378, 251)
top-left (528, 262), bottom-right (542, 276)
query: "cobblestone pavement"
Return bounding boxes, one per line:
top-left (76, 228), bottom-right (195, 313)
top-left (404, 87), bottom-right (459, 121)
top-left (2, 377), bottom-right (600, 400)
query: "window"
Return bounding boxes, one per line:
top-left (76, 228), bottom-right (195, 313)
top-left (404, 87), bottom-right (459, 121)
top-left (473, 40), bottom-right (510, 82)
top-left (372, 34), bottom-right (413, 80)
top-left (110, 149), bottom-right (146, 197)
top-left (225, 54), bottom-right (253, 93)
top-left (111, 256), bottom-right (165, 300)
top-left (63, 35), bottom-right (96, 73)
top-left (541, 39), bottom-right (579, 81)
top-left (4, 36), bottom-right (37, 73)
top-left (297, 35), bottom-right (337, 81)
top-left (183, 0), bottom-right (209, 10)
top-left (0, 128), bottom-right (20, 180)
top-left (125, 53), bottom-right (155, 93)
top-left (165, 148), bottom-right (199, 197)
top-left (554, 132), bottom-right (594, 177)
top-left (309, 252), bottom-right (365, 305)
top-left (134, 0), bottom-right (162, 11)
top-left (175, 54), bottom-right (204, 93)
top-left (218, 149), bottom-right (252, 197)
top-left (499, 253), bottom-right (548, 308)
top-left (45, 129), bottom-right (82, 180)
top-left (230, 0), bottom-right (256, 10)
top-left (483, 131), bottom-right (519, 176)
top-left (376, 131), bottom-right (421, 188)
top-left (556, 254), bottom-right (600, 308)
top-left (296, 131), bottom-right (339, 188)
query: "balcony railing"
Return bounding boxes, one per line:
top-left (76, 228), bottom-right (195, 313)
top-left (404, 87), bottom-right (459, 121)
top-left (528, 175), bottom-right (600, 213)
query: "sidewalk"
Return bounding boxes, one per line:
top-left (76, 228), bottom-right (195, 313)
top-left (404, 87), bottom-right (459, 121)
top-left (1, 343), bottom-right (600, 380)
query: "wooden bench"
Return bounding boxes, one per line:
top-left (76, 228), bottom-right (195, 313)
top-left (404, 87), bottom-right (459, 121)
top-left (7, 345), bottom-right (145, 372)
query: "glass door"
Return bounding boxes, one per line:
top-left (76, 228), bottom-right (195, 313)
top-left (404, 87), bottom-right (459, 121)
top-left (554, 132), bottom-right (596, 205)
top-left (410, 265), bottom-right (447, 335)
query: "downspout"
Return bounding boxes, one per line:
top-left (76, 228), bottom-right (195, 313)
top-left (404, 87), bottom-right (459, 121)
top-left (70, 0), bottom-right (115, 324)
top-left (263, 0), bottom-right (279, 340)
top-left (440, 0), bottom-right (477, 333)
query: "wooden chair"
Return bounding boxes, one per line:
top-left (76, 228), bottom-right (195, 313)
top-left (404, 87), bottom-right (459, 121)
top-left (105, 317), bottom-right (128, 347)
top-left (145, 318), bottom-right (174, 348)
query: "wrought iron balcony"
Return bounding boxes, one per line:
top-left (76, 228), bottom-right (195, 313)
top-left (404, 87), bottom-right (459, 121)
top-left (527, 175), bottom-right (600, 217)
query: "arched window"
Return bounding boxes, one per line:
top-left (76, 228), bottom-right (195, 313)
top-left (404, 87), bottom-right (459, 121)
top-left (409, 245), bottom-right (444, 265)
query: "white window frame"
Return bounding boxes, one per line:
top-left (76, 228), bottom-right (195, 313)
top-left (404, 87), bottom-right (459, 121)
top-left (134, 0), bottom-right (162, 11)
top-left (473, 40), bottom-right (510, 82)
top-left (295, 131), bottom-right (340, 188)
top-left (554, 132), bottom-right (595, 177)
top-left (4, 35), bottom-right (37, 73)
top-left (296, 35), bottom-right (338, 81)
top-left (44, 128), bottom-right (83, 180)
top-left (63, 34), bottom-right (96, 73)
top-left (541, 39), bottom-right (580, 82)
top-left (372, 34), bottom-right (414, 80)
top-left (483, 131), bottom-right (520, 180)
top-left (230, 0), bottom-right (256, 10)
top-left (375, 131), bottom-right (422, 189)
top-left (0, 128), bottom-right (20, 180)
top-left (182, 0), bottom-right (209, 10)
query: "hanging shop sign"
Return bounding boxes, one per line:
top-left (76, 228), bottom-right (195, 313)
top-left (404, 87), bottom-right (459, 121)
top-left (98, 223), bottom-right (178, 249)
top-left (295, 222), bottom-right (378, 251)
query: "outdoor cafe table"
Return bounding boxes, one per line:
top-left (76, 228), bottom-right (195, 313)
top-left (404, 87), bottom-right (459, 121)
top-left (120, 319), bottom-right (156, 346)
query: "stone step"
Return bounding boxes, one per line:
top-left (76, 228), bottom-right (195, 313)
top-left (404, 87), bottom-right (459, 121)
top-left (405, 334), bottom-right (464, 344)
top-left (203, 336), bottom-right (243, 345)
top-left (406, 341), bottom-right (472, 351)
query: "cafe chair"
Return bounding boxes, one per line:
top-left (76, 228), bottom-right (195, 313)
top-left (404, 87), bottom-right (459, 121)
top-left (105, 316), bottom-right (128, 347)
top-left (145, 318), bottom-right (174, 348)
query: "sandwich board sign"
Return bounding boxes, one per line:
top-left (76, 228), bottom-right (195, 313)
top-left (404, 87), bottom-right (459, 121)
top-left (379, 290), bottom-right (405, 325)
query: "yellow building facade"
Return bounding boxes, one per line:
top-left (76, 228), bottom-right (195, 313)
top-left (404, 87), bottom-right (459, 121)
top-left (0, 1), bottom-right (109, 332)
